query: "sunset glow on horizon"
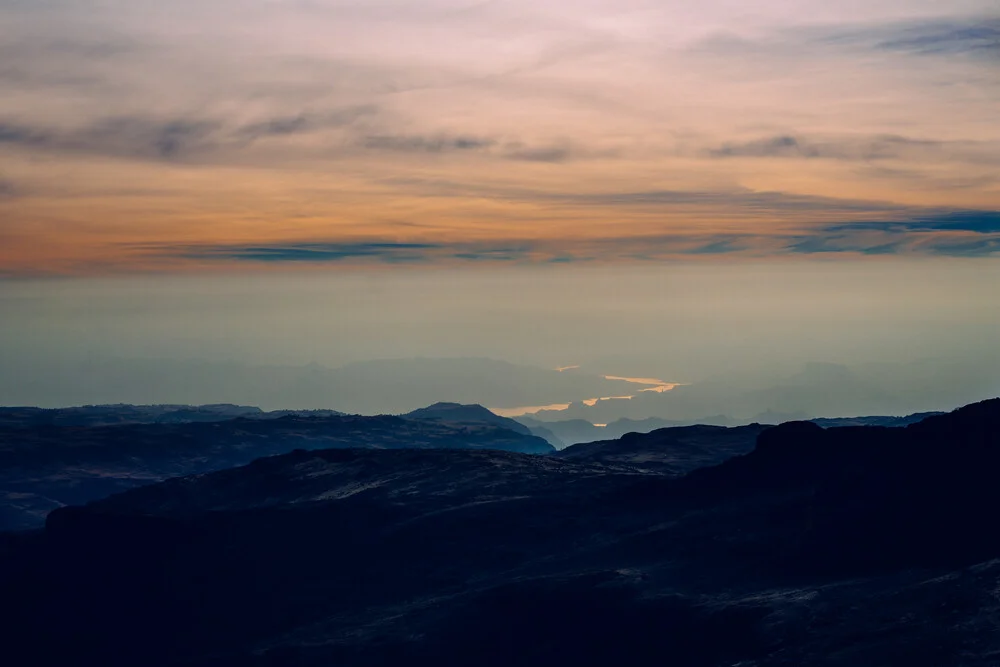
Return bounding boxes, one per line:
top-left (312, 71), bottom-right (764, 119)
top-left (0, 1), bottom-right (997, 277)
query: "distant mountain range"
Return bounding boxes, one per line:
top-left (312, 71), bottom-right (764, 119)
top-left (519, 410), bottom-right (945, 447)
top-left (0, 404), bottom-right (551, 530)
top-left (0, 404), bottom-right (344, 428)
top-left (0, 401), bottom-right (955, 530)
top-left (2, 398), bottom-right (999, 666)
top-left (0, 356), bottom-right (637, 414)
top-left (4, 355), bottom-right (996, 422)
top-left (518, 359), bottom-right (998, 425)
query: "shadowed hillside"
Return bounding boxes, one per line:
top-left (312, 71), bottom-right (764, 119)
top-left (404, 402), bottom-right (532, 434)
top-left (0, 408), bottom-right (551, 530)
top-left (554, 423), bottom-right (770, 474)
top-left (1, 399), bottom-right (999, 666)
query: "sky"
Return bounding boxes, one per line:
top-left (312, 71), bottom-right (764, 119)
top-left (0, 0), bottom-right (998, 274)
top-left (0, 1), bottom-right (998, 410)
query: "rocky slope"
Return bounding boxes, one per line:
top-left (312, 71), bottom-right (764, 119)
top-left (2, 399), bottom-right (999, 666)
top-left (404, 402), bottom-right (533, 434)
top-left (554, 423), bottom-right (770, 474)
top-left (520, 411), bottom-right (943, 448)
top-left (0, 411), bottom-right (551, 530)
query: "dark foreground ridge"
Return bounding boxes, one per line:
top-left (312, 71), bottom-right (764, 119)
top-left (554, 423), bottom-right (770, 474)
top-left (519, 411), bottom-right (944, 447)
top-left (0, 407), bottom-right (552, 530)
top-left (2, 399), bottom-right (999, 666)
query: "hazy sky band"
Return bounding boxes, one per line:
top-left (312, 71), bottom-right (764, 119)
top-left (0, 1), bottom-right (998, 275)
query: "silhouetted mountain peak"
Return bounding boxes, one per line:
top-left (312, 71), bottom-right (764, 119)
top-left (404, 402), bottom-right (533, 435)
top-left (408, 401), bottom-right (491, 417)
top-left (908, 397), bottom-right (1000, 436)
top-left (682, 397), bottom-right (1000, 573)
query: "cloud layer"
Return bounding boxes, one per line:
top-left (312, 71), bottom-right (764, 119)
top-left (0, 1), bottom-right (997, 274)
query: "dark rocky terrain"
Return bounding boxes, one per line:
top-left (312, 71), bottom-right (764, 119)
top-left (404, 401), bottom-right (533, 434)
top-left (2, 399), bottom-right (999, 666)
top-left (516, 415), bottom-right (730, 447)
top-left (554, 423), bottom-right (771, 474)
top-left (0, 408), bottom-right (551, 530)
top-left (519, 412), bottom-right (944, 448)
top-left (808, 411), bottom-right (944, 428)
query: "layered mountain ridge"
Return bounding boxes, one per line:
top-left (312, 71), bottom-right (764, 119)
top-left (2, 398), bottom-right (999, 666)
top-left (0, 406), bottom-right (551, 530)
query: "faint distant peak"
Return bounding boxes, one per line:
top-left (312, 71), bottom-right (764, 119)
top-left (405, 402), bottom-right (498, 419)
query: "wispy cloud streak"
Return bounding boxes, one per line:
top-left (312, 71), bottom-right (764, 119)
top-left (146, 204), bottom-right (1000, 266)
top-left (0, 0), bottom-right (997, 275)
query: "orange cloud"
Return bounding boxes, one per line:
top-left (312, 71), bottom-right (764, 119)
top-left (0, 2), bottom-right (997, 275)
